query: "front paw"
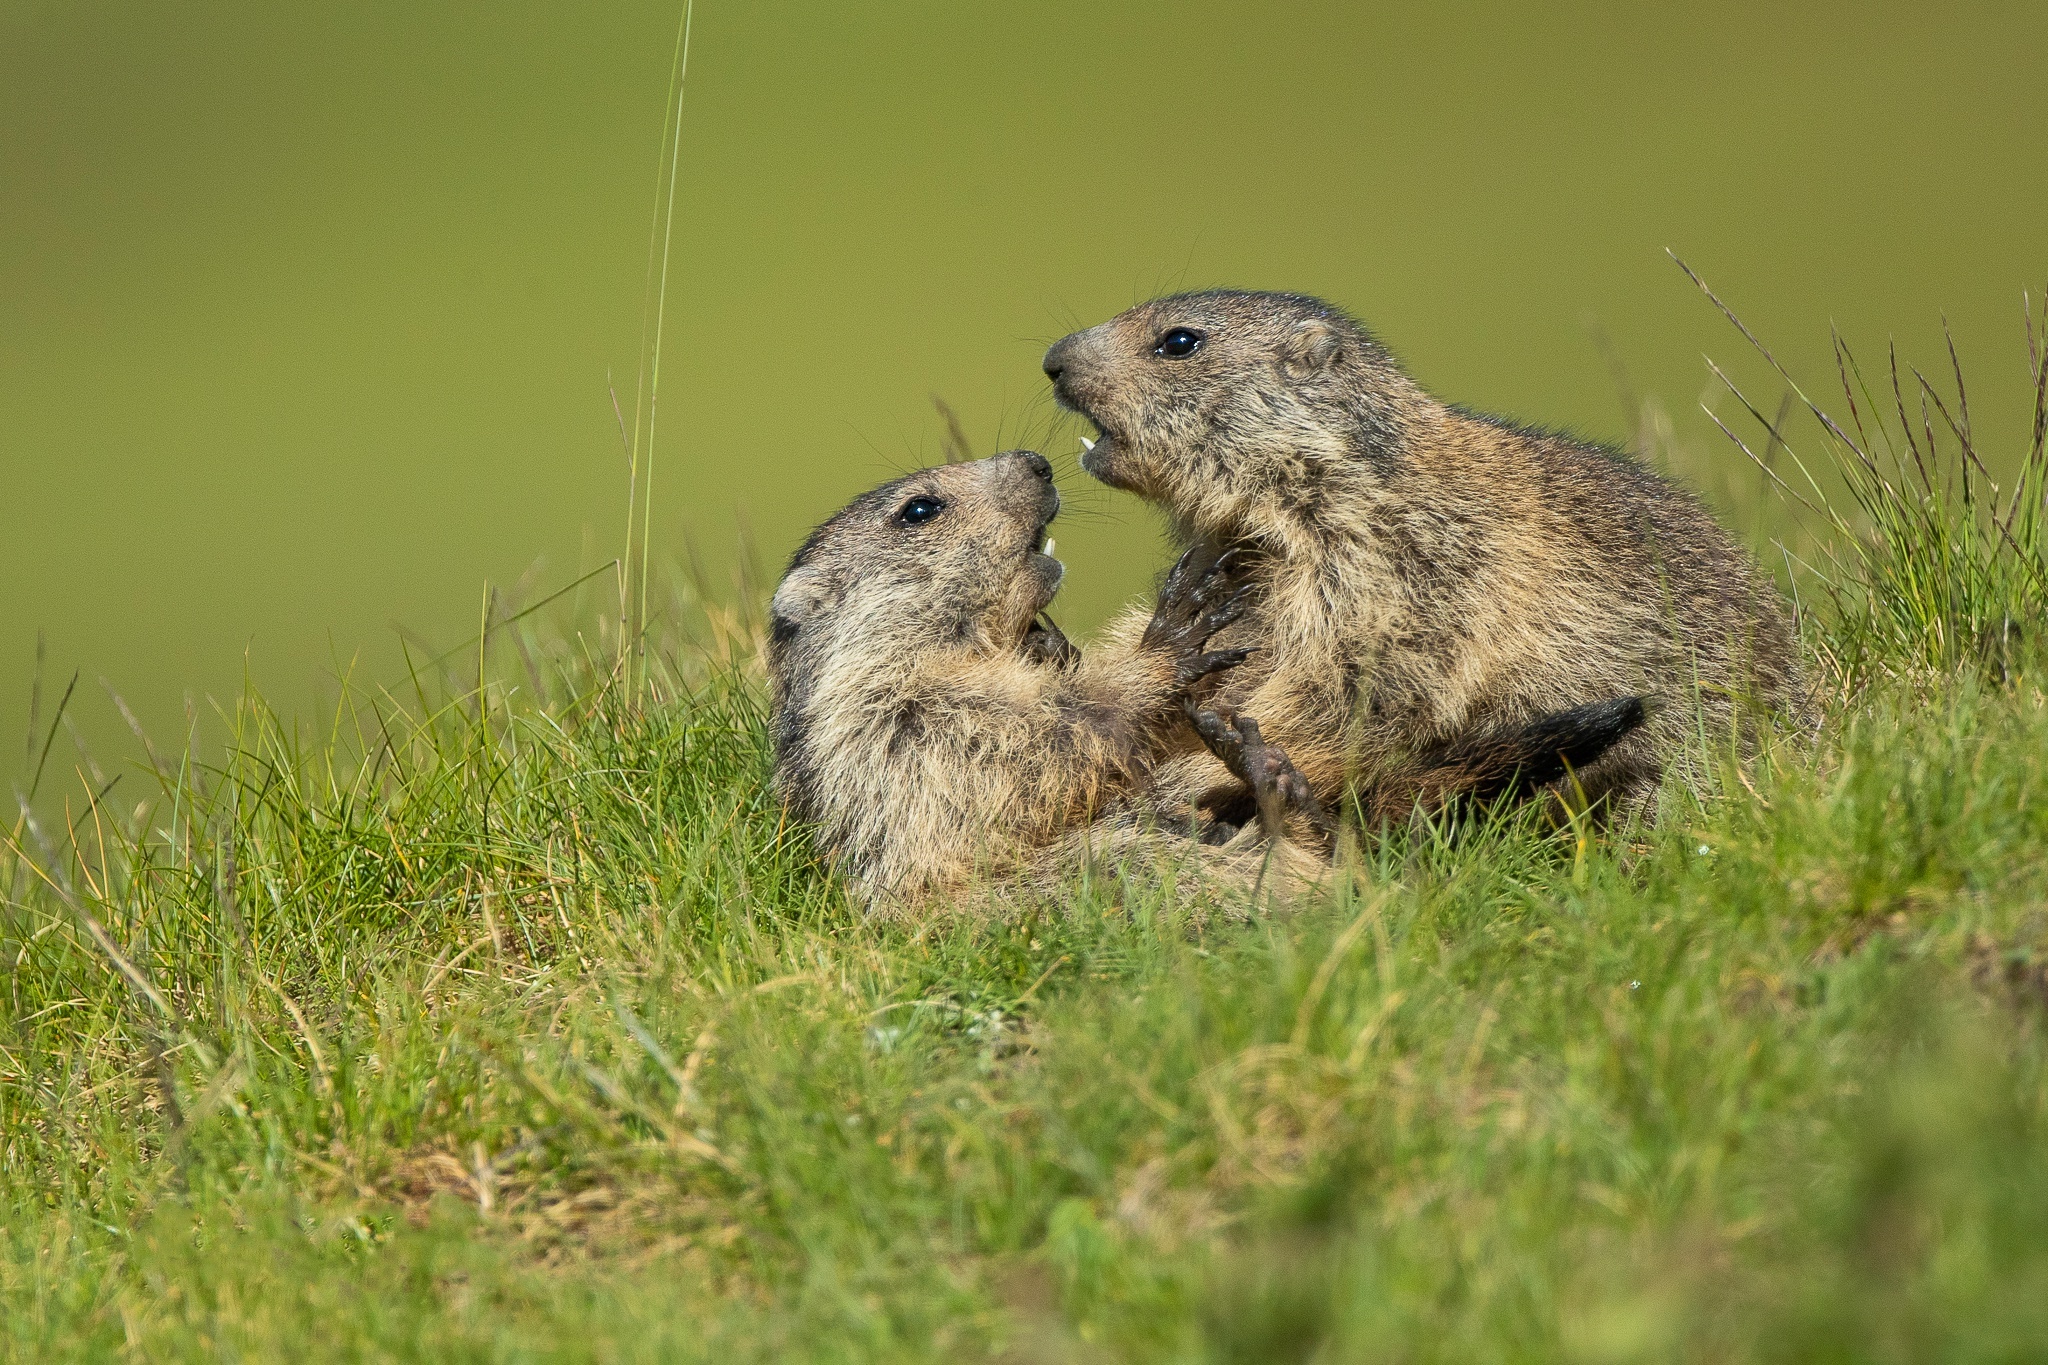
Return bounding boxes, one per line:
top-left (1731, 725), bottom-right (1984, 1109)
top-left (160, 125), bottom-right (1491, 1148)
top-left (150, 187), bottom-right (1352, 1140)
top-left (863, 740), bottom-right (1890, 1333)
top-left (1140, 542), bottom-right (1259, 655)
top-left (1019, 615), bottom-right (1080, 669)
top-left (1176, 645), bottom-right (1253, 691)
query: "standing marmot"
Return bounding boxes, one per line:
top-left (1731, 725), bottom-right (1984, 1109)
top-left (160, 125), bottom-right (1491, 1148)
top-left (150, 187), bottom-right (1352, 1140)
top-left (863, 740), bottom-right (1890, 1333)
top-left (1044, 289), bottom-right (1801, 821)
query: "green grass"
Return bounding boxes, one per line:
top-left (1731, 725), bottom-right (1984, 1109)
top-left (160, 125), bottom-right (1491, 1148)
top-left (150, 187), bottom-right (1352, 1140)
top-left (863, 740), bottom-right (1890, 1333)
top-left (1679, 262), bottom-right (2048, 687)
top-left (5, 317), bottom-right (2048, 1361)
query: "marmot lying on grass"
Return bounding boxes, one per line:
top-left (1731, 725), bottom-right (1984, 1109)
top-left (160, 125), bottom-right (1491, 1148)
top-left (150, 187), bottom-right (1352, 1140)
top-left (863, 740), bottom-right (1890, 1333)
top-left (1045, 290), bottom-right (1801, 824)
top-left (768, 451), bottom-right (1649, 909)
top-left (768, 449), bottom-right (1321, 907)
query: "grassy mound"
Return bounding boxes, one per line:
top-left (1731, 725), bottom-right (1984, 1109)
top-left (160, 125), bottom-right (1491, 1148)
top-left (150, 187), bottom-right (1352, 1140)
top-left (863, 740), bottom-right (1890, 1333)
top-left (4, 306), bottom-right (2046, 1361)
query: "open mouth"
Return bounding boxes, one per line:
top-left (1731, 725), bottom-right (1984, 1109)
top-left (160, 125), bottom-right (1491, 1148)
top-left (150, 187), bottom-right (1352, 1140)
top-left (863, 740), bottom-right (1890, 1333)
top-left (1029, 520), bottom-right (1065, 596)
top-left (1016, 510), bottom-right (1075, 664)
top-left (1076, 424), bottom-right (1134, 489)
top-left (1033, 518), bottom-right (1059, 565)
top-left (1051, 388), bottom-right (1117, 478)
top-left (1030, 487), bottom-right (1061, 568)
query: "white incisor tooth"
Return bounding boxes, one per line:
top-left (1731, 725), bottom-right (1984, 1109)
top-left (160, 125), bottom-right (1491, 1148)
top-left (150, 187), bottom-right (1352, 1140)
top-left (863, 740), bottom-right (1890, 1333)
top-left (1079, 436), bottom-right (1095, 452)
top-left (1043, 538), bottom-right (1057, 557)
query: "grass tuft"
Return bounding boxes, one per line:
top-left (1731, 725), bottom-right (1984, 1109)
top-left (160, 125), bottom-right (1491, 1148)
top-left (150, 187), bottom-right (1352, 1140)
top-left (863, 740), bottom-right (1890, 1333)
top-left (1681, 257), bottom-right (2048, 687)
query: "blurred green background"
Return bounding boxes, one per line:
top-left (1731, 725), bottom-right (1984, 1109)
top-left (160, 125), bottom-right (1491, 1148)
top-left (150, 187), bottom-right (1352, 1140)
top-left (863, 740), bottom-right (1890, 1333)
top-left (4, 0), bottom-right (2044, 798)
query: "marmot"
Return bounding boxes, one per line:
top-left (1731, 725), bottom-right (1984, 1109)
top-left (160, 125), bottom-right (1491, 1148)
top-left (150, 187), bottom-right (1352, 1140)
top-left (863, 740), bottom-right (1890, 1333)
top-left (767, 449), bottom-right (1307, 907)
top-left (1044, 289), bottom-right (1801, 821)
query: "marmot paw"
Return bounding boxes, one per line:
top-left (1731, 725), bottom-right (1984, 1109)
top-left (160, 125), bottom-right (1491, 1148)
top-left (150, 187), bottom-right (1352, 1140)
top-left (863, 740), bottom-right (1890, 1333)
top-left (1187, 706), bottom-right (1330, 841)
top-left (1141, 542), bottom-right (1259, 653)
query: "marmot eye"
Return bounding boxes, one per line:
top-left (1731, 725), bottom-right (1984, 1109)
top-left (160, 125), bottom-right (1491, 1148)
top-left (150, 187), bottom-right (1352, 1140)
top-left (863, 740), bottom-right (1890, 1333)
top-left (1153, 327), bottom-right (1204, 359)
top-left (896, 495), bottom-right (946, 526)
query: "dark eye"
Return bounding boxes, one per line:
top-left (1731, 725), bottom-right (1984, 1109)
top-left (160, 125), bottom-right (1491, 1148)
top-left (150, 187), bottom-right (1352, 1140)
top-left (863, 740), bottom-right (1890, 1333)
top-left (1154, 327), bottom-right (1204, 359)
top-left (896, 495), bottom-right (945, 526)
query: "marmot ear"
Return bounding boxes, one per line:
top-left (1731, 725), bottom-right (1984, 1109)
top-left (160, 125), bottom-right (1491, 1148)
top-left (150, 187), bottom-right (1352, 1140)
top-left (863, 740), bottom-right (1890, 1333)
top-left (1279, 317), bottom-right (1342, 380)
top-left (770, 565), bottom-right (833, 629)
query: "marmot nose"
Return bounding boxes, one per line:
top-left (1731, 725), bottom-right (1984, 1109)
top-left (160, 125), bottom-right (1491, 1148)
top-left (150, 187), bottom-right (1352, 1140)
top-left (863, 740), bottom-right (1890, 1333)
top-left (1042, 337), bottom-right (1071, 383)
top-left (1017, 450), bottom-right (1054, 482)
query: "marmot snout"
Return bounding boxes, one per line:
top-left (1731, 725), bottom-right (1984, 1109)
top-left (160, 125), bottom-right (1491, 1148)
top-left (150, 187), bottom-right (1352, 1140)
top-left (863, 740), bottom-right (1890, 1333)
top-left (1044, 291), bottom-right (1390, 540)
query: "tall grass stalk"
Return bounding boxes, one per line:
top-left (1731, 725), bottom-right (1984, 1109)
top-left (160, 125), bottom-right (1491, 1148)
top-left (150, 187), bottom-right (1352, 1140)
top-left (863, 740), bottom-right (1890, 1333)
top-left (619, 0), bottom-right (698, 698)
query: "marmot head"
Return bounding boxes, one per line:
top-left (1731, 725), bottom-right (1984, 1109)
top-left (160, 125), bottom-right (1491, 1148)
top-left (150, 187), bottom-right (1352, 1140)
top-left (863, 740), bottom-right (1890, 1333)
top-left (1043, 290), bottom-right (1412, 540)
top-left (768, 450), bottom-right (1065, 689)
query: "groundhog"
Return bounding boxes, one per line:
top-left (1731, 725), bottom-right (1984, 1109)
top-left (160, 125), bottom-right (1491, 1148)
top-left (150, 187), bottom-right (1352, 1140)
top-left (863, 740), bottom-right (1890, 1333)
top-left (1043, 289), bottom-right (1802, 822)
top-left (767, 449), bottom-right (1304, 907)
top-left (768, 450), bottom-right (1652, 909)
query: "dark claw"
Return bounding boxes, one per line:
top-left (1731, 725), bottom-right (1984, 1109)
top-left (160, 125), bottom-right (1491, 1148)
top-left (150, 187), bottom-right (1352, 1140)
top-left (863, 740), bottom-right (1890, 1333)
top-left (1189, 547), bottom-right (1255, 612)
top-left (1177, 646), bottom-right (1253, 689)
top-left (1196, 579), bottom-right (1258, 641)
top-left (1211, 545), bottom-right (1253, 579)
top-left (1152, 545), bottom-right (1212, 616)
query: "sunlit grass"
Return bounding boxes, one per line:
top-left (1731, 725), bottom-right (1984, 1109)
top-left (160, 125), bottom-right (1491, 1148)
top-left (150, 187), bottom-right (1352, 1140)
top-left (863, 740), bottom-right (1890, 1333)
top-left (2, 311), bottom-right (2046, 1359)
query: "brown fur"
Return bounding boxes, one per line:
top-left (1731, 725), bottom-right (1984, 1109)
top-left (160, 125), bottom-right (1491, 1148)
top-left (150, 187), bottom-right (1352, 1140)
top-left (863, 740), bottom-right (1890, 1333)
top-left (1045, 290), bottom-right (1803, 820)
top-left (767, 450), bottom-right (1314, 908)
